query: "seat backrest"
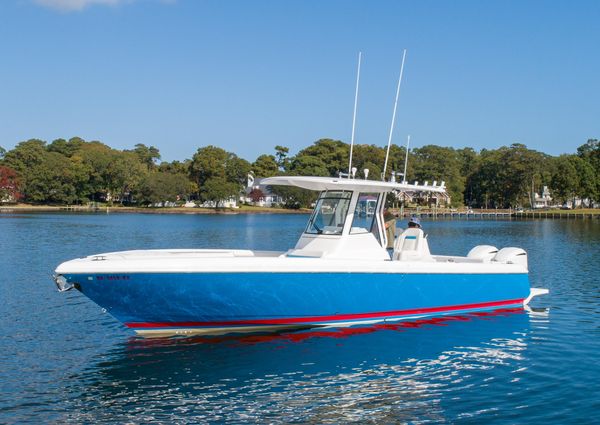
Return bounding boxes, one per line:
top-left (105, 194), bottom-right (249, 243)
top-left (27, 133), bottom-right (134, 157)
top-left (393, 228), bottom-right (433, 261)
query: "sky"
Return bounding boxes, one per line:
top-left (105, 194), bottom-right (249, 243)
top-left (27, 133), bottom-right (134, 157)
top-left (0, 0), bottom-right (598, 162)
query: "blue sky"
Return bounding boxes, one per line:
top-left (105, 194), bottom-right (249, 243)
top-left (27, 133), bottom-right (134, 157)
top-left (0, 0), bottom-right (598, 162)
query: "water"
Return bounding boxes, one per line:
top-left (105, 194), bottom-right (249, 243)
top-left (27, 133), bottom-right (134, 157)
top-left (1, 213), bottom-right (599, 423)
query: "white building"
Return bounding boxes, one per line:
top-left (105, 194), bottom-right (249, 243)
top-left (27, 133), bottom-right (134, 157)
top-left (241, 175), bottom-right (283, 207)
top-left (533, 186), bottom-right (553, 209)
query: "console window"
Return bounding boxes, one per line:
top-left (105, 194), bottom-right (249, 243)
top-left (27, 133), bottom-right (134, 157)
top-left (350, 192), bottom-right (379, 234)
top-left (305, 191), bottom-right (352, 235)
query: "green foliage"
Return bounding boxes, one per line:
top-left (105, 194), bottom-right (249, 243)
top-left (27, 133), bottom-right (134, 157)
top-left (577, 139), bottom-right (600, 202)
top-left (352, 144), bottom-right (385, 179)
top-left (577, 139), bottom-right (600, 170)
top-left (411, 145), bottom-right (464, 207)
top-left (466, 144), bottom-right (549, 208)
top-left (1, 135), bottom-right (598, 209)
top-left (551, 155), bottom-right (580, 203)
top-left (551, 155), bottom-right (598, 205)
top-left (295, 139), bottom-right (348, 176)
top-left (252, 154), bottom-right (279, 178)
top-left (137, 172), bottom-right (192, 204)
top-left (226, 156), bottom-right (252, 187)
top-left (289, 155), bottom-right (329, 177)
top-left (75, 141), bottom-right (147, 203)
top-left (189, 145), bottom-right (250, 202)
top-left (201, 177), bottom-right (240, 206)
top-left (130, 143), bottom-right (161, 170)
top-left (270, 186), bottom-right (317, 209)
top-left (274, 145), bottom-right (290, 170)
top-left (158, 160), bottom-right (190, 175)
top-left (47, 137), bottom-right (85, 157)
top-left (190, 145), bottom-right (229, 187)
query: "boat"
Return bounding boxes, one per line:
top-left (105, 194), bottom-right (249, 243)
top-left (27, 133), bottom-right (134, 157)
top-left (54, 175), bottom-right (548, 337)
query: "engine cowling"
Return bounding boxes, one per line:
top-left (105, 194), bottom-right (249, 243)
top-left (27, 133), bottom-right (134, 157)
top-left (467, 245), bottom-right (498, 262)
top-left (493, 247), bottom-right (528, 269)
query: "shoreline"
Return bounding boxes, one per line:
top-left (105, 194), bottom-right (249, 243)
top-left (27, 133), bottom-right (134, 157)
top-left (0, 204), bottom-right (311, 214)
top-left (1, 204), bottom-right (598, 218)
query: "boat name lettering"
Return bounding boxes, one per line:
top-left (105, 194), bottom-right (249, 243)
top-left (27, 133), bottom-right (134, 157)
top-left (96, 275), bottom-right (131, 281)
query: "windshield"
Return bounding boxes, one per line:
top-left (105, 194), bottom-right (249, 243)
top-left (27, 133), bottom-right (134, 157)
top-left (350, 192), bottom-right (380, 234)
top-left (305, 191), bottom-right (352, 235)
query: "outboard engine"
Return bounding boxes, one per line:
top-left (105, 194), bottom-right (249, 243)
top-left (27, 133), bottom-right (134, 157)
top-left (493, 247), bottom-right (528, 268)
top-left (467, 245), bottom-right (498, 262)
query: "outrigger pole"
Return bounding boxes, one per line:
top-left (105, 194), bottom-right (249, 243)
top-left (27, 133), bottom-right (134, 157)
top-left (348, 51), bottom-right (362, 177)
top-left (403, 134), bottom-right (410, 183)
top-left (382, 49), bottom-right (407, 181)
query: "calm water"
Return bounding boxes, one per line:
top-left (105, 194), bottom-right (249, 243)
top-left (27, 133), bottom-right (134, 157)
top-left (0, 212), bottom-right (599, 424)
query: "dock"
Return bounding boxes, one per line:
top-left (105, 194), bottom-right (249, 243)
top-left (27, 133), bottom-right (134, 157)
top-left (395, 209), bottom-right (600, 220)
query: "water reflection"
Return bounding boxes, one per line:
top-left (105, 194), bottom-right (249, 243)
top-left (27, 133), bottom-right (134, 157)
top-left (63, 309), bottom-right (536, 424)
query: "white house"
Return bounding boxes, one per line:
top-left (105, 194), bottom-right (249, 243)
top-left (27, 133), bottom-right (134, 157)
top-left (241, 174), bottom-right (283, 207)
top-left (534, 186), bottom-right (553, 209)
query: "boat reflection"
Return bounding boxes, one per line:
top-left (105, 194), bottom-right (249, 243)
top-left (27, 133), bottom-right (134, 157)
top-left (67, 309), bottom-right (546, 423)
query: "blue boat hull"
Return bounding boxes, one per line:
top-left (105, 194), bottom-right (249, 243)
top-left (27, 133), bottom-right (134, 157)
top-left (64, 272), bottom-right (530, 335)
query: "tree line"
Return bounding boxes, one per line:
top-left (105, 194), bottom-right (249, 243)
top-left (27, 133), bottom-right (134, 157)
top-left (0, 137), bottom-right (598, 208)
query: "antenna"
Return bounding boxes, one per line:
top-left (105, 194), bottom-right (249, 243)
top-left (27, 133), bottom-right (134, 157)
top-left (402, 134), bottom-right (410, 183)
top-left (348, 51), bottom-right (362, 176)
top-left (382, 49), bottom-right (407, 180)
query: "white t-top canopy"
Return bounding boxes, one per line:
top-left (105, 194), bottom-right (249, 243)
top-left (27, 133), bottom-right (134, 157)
top-left (260, 176), bottom-right (446, 193)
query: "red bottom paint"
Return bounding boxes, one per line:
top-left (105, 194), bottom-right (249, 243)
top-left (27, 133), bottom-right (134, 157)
top-left (126, 298), bottom-right (524, 329)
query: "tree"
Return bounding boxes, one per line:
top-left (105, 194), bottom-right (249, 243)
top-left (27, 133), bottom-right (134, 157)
top-left (201, 177), bottom-right (239, 207)
top-left (0, 165), bottom-right (21, 201)
top-left (252, 154), bottom-right (279, 178)
top-left (248, 188), bottom-right (265, 203)
top-left (137, 172), bottom-right (193, 204)
top-left (105, 151), bottom-right (148, 203)
top-left (225, 155), bottom-right (252, 187)
top-left (466, 144), bottom-right (546, 208)
top-left (412, 145), bottom-right (463, 206)
top-left (295, 139), bottom-right (348, 176)
top-left (47, 137), bottom-right (85, 157)
top-left (288, 155), bottom-right (329, 176)
top-left (270, 185), bottom-right (316, 209)
top-left (577, 139), bottom-right (600, 202)
top-left (577, 139), bottom-right (600, 169)
top-left (73, 141), bottom-right (147, 203)
top-left (190, 145), bottom-right (229, 188)
top-left (2, 139), bottom-right (47, 173)
top-left (158, 160), bottom-right (191, 175)
top-left (573, 157), bottom-right (598, 203)
top-left (74, 141), bottom-right (116, 199)
top-left (384, 144), bottom-right (410, 181)
top-left (551, 155), bottom-right (580, 205)
top-left (274, 145), bottom-right (290, 171)
top-left (131, 143), bottom-right (161, 170)
top-left (0, 146), bottom-right (6, 160)
top-left (189, 145), bottom-right (251, 203)
top-left (352, 144), bottom-right (385, 179)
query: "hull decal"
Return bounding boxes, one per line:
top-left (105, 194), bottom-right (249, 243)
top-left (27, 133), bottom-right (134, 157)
top-left (126, 298), bottom-right (524, 329)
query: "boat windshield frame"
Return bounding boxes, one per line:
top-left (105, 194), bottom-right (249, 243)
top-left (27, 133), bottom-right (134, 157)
top-left (305, 190), bottom-right (352, 235)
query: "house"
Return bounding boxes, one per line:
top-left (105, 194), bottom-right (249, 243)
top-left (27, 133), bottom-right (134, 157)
top-left (391, 186), bottom-right (451, 207)
top-left (534, 186), bottom-right (553, 209)
top-left (241, 174), bottom-right (283, 207)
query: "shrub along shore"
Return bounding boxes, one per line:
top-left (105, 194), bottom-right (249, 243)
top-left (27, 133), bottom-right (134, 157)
top-left (1, 137), bottom-right (598, 210)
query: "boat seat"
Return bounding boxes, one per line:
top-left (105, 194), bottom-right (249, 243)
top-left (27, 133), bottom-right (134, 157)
top-left (392, 228), bottom-right (434, 261)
